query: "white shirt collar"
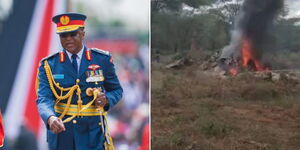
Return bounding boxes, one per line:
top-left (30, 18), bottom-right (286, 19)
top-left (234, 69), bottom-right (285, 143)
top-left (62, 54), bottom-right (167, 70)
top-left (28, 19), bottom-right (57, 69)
top-left (65, 44), bottom-right (84, 60)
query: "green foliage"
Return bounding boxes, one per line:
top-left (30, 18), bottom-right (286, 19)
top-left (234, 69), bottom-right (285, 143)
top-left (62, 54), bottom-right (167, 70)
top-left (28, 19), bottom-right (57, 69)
top-left (194, 102), bottom-right (234, 138)
top-left (151, 0), bottom-right (216, 13)
top-left (183, 0), bottom-right (213, 8)
top-left (274, 20), bottom-right (300, 52)
top-left (194, 14), bottom-right (229, 50)
top-left (151, 0), bottom-right (183, 13)
top-left (151, 0), bottom-right (235, 54)
top-left (152, 0), bottom-right (300, 57)
top-left (88, 16), bottom-right (105, 28)
top-left (200, 119), bottom-right (233, 137)
top-left (152, 12), bottom-right (230, 53)
top-left (109, 20), bottom-right (124, 28)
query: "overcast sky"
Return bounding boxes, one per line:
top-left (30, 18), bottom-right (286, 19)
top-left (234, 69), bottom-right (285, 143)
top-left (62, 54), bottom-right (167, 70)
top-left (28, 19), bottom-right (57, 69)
top-left (286, 0), bottom-right (300, 18)
top-left (73, 0), bottom-right (300, 32)
top-left (0, 0), bottom-right (299, 29)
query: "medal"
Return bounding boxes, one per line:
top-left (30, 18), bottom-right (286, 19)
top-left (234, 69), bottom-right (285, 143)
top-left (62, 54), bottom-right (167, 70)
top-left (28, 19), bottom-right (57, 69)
top-left (86, 64), bottom-right (104, 83)
top-left (88, 64), bottom-right (100, 70)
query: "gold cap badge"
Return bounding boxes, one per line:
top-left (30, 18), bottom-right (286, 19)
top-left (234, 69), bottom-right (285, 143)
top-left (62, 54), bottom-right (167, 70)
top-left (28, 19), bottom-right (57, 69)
top-left (60, 16), bottom-right (70, 25)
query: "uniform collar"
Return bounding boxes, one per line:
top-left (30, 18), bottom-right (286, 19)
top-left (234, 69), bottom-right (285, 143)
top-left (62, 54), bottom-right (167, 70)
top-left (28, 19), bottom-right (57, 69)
top-left (65, 44), bottom-right (84, 60)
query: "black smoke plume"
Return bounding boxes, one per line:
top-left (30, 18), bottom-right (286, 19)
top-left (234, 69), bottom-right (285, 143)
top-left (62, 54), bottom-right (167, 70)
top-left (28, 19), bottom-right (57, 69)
top-left (220, 0), bottom-right (284, 67)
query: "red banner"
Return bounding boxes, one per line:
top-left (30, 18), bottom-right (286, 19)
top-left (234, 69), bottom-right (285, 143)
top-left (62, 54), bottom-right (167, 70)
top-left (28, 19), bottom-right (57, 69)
top-left (0, 112), bottom-right (4, 147)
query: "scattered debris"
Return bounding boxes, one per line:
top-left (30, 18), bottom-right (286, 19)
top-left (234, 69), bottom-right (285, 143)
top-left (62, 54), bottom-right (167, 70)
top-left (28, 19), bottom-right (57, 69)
top-left (241, 140), bottom-right (269, 149)
top-left (165, 57), bottom-right (193, 69)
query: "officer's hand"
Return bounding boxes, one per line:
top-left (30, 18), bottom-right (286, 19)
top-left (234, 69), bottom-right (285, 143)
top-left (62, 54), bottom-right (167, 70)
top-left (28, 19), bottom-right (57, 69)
top-left (94, 88), bottom-right (108, 107)
top-left (48, 116), bottom-right (65, 134)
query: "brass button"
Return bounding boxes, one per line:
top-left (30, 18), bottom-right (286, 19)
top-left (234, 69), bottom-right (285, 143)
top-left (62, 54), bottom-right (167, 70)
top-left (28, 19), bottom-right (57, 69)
top-left (73, 120), bottom-right (77, 124)
top-left (98, 122), bottom-right (102, 126)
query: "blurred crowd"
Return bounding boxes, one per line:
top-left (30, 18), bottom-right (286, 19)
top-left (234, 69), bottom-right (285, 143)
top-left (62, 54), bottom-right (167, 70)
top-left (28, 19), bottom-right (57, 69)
top-left (106, 43), bottom-right (149, 150)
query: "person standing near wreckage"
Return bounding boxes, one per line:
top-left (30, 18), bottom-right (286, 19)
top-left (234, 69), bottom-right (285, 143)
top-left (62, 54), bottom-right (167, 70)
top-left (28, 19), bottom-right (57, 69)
top-left (36, 13), bottom-right (123, 150)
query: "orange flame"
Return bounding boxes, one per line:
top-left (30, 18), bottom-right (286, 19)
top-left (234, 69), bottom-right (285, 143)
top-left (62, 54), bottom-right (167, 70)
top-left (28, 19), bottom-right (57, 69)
top-left (242, 39), bottom-right (266, 71)
top-left (229, 68), bottom-right (238, 76)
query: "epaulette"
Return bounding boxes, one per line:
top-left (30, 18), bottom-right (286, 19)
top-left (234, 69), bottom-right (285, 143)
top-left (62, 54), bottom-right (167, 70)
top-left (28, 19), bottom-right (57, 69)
top-left (40, 52), bottom-right (59, 62)
top-left (90, 48), bottom-right (110, 56)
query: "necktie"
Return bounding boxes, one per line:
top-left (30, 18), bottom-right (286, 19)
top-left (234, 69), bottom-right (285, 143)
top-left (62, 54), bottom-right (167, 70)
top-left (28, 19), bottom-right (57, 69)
top-left (72, 54), bottom-right (78, 74)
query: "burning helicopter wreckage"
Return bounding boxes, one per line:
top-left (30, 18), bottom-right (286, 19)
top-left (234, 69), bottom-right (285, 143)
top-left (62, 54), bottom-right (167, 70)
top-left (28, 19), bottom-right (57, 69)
top-left (219, 0), bottom-right (282, 75)
top-left (165, 0), bottom-right (300, 81)
top-left (201, 0), bottom-right (300, 81)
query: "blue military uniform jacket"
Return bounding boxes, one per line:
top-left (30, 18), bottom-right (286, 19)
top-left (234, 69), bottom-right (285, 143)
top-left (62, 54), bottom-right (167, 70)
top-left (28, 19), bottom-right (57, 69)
top-left (36, 47), bottom-right (123, 150)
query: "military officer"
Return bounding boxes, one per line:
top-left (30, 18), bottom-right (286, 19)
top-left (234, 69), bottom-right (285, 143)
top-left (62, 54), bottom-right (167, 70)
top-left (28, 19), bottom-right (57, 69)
top-left (36, 13), bottom-right (123, 150)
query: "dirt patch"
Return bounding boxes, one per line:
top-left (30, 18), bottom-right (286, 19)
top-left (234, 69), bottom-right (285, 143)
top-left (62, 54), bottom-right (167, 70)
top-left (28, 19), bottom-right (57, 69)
top-left (152, 64), bottom-right (300, 150)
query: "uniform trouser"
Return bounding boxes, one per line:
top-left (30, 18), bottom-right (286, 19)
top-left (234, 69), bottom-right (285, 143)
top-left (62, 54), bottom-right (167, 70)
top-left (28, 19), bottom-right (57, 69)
top-left (57, 122), bottom-right (75, 150)
top-left (48, 116), bottom-right (105, 150)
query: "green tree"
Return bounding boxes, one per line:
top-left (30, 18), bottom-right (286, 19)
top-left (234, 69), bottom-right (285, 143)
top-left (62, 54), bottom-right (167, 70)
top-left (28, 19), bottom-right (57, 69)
top-left (152, 0), bottom-right (233, 54)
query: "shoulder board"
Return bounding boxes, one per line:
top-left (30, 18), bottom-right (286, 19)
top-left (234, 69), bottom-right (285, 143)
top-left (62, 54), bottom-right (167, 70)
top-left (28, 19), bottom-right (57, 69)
top-left (91, 48), bottom-right (110, 56)
top-left (40, 52), bottom-right (59, 62)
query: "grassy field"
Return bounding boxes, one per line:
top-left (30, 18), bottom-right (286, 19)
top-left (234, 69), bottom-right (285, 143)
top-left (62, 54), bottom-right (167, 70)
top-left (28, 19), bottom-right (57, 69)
top-left (151, 62), bottom-right (300, 150)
